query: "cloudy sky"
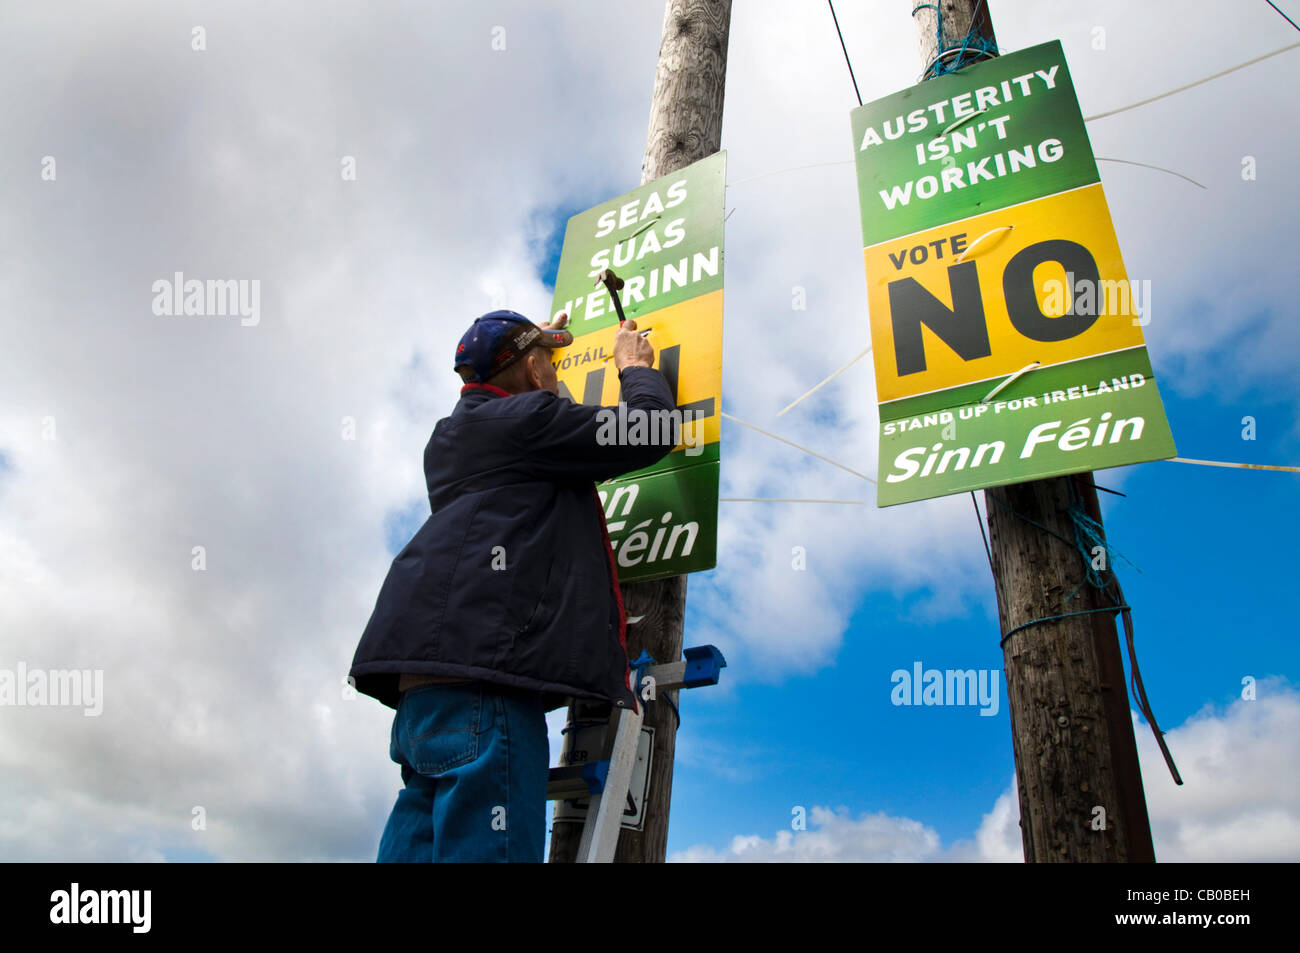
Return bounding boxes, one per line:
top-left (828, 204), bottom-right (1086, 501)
top-left (1, 0), bottom-right (1297, 863)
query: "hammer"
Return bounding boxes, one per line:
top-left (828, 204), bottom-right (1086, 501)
top-left (593, 267), bottom-right (629, 323)
top-left (595, 267), bottom-right (652, 361)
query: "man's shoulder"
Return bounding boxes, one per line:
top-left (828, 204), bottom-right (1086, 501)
top-left (434, 390), bottom-right (552, 436)
top-left (429, 391), bottom-right (576, 465)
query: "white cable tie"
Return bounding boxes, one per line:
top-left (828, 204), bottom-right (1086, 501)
top-left (720, 411), bottom-right (877, 484)
top-left (934, 107), bottom-right (988, 140)
top-left (1166, 457), bottom-right (1300, 474)
top-left (776, 344), bottom-right (873, 417)
top-left (954, 225), bottom-right (1013, 264)
top-left (981, 361), bottom-right (1040, 404)
top-left (1084, 41), bottom-right (1300, 122)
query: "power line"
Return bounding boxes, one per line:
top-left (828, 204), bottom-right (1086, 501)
top-left (729, 155), bottom-right (1205, 189)
top-left (1093, 156), bottom-right (1206, 189)
top-left (726, 158), bottom-right (852, 188)
top-left (971, 491), bottom-right (995, 581)
top-left (827, 1), bottom-right (862, 106)
top-left (1265, 1), bottom-right (1300, 33)
top-left (819, 7), bottom-right (1300, 128)
top-left (817, 8), bottom-right (1299, 128)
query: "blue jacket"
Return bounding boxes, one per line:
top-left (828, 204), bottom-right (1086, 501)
top-left (350, 364), bottom-right (678, 712)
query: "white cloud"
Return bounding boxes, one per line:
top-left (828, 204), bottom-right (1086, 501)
top-left (1141, 680), bottom-right (1300, 861)
top-left (670, 806), bottom-right (942, 863)
top-left (669, 799), bottom-right (1019, 863)
top-left (671, 686), bottom-right (1300, 862)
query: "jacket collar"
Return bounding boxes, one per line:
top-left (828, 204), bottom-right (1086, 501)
top-left (459, 382), bottom-right (511, 399)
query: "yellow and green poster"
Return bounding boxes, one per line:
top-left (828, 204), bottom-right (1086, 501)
top-left (851, 40), bottom-right (1175, 506)
top-left (548, 151), bottom-right (725, 580)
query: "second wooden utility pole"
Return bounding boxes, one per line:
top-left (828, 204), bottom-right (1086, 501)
top-left (909, 0), bottom-right (1156, 863)
top-left (549, 0), bottom-right (733, 864)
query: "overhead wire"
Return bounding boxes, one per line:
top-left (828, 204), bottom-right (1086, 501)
top-left (1265, 0), bottom-right (1300, 33)
top-left (827, 0), bottom-right (863, 106)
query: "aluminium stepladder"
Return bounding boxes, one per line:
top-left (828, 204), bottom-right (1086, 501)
top-left (545, 644), bottom-right (726, 862)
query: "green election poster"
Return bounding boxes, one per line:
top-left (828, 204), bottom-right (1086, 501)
top-left (548, 151), bottom-right (726, 581)
top-left (850, 41), bottom-right (1176, 506)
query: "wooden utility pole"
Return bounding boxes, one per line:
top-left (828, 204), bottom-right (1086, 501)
top-left (909, 0), bottom-right (1156, 862)
top-left (549, 0), bottom-right (733, 864)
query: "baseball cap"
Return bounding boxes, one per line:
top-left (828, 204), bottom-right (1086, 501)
top-left (453, 310), bottom-right (573, 384)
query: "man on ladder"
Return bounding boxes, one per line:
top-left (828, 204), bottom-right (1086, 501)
top-left (349, 307), bottom-right (675, 862)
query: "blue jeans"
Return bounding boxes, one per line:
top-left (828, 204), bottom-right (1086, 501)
top-left (377, 682), bottom-right (549, 863)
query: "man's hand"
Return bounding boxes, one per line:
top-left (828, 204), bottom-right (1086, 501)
top-left (541, 313), bottom-right (569, 332)
top-left (613, 318), bottom-right (654, 372)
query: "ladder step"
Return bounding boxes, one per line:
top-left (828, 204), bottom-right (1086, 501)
top-left (577, 704), bottom-right (644, 862)
top-left (551, 647), bottom-right (727, 861)
top-left (546, 761), bottom-right (608, 801)
top-left (631, 646), bottom-right (728, 694)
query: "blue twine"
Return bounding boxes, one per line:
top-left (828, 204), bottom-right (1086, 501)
top-left (993, 483), bottom-right (1131, 634)
top-left (990, 482), bottom-right (1182, 783)
top-left (926, 33), bottom-right (998, 79)
top-left (986, 490), bottom-right (1143, 607)
top-left (1067, 502), bottom-right (1142, 587)
top-left (909, 3), bottom-right (941, 48)
top-left (922, 0), bottom-right (998, 80)
top-left (986, 487), bottom-right (1128, 630)
top-left (910, 3), bottom-right (942, 73)
top-left (1000, 605), bottom-right (1131, 648)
